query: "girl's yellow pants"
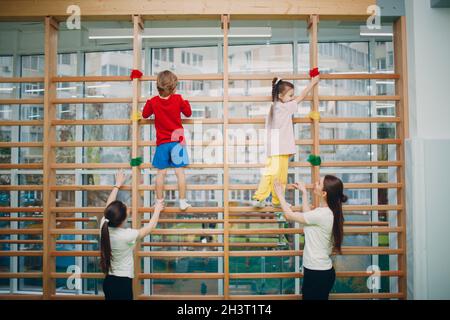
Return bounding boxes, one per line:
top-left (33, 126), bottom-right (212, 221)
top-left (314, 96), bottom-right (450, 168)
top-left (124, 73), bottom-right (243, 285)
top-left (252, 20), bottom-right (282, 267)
top-left (252, 155), bottom-right (289, 205)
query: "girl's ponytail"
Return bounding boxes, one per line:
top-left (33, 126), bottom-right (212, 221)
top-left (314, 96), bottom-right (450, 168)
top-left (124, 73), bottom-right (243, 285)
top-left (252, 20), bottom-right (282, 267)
top-left (323, 175), bottom-right (347, 254)
top-left (100, 221), bottom-right (112, 274)
top-left (100, 200), bottom-right (127, 274)
top-left (271, 77), bottom-right (281, 103)
top-left (267, 77), bottom-right (282, 127)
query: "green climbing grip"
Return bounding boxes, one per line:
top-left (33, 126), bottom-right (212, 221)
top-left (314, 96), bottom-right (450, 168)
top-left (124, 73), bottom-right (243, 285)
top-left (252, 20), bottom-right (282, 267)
top-left (307, 154), bottom-right (322, 166)
top-left (130, 156), bottom-right (143, 167)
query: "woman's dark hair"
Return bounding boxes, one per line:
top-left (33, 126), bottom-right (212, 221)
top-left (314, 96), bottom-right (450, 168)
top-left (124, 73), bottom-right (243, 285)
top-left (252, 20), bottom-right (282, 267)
top-left (323, 175), bottom-right (348, 254)
top-left (268, 77), bottom-right (295, 124)
top-left (100, 200), bottom-right (128, 274)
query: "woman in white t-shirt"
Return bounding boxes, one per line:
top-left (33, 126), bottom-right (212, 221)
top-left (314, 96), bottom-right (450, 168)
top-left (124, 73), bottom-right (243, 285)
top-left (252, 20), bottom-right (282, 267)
top-left (274, 175), bottom-right (348, 300)
top-left (96, 170), bottom-right (162, 300)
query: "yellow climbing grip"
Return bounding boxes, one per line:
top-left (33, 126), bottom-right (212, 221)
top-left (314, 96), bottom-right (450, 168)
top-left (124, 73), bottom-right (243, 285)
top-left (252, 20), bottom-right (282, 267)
top-left (131, 111), bottom-right (142, 122)
top-left (308, 111), bottom-right (320, 121)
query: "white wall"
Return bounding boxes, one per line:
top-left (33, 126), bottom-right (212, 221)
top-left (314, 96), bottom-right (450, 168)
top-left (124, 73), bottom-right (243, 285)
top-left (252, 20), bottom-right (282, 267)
top-left (405, 0), bottom-right (450, 299)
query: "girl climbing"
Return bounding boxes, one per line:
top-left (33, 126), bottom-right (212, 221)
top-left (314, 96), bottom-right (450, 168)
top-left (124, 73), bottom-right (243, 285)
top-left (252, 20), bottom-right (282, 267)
top-left (252, 74), bottom-right (320, 208)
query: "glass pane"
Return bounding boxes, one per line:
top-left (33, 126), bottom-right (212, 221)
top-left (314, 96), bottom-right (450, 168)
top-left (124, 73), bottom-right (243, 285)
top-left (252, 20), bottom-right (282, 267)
top-left (0, 82), bottom-right (17, 98)
top-left (374, 41), bottom-right (394, 73)
top-left (0, 56), bottom-right (13, 77)
top-left (299, 42), bottom-right (369, 74)
top-left (21, 55), bottom-right (45, 77)
top-left (57, 53), bottom-right (78, 76)
top-left (229, 44), bottom-right (293, 74)
top-left (0, 22), bottom-right (45, 295)
top-left (20, 81), bottom-right (44, 98)
top-left (152, 47), bottom-right (219, 74)
top-left (230, 278), bottom-right (295, 295)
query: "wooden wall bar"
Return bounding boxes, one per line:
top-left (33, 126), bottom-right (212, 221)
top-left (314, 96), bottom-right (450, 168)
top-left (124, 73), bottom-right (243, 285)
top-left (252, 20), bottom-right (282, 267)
top-left (222, 13), bottom-right (231, 300)
top-left (0, 0), bottom-right (376, 20)
top-left (309, 14), bottom-right (320, 206)
top-left (393, 16), bottom-right (409, 299)
top-left (0, 9), bottom-right (407, 300)
top-left (131, 14), bottom-right (144, 299)
top-left (42, 16), bottom-right (58, 300)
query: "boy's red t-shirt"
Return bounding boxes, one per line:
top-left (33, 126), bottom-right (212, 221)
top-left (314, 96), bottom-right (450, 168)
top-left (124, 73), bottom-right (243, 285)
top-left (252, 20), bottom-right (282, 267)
top-left (141, 94), bottom-right (192, 146)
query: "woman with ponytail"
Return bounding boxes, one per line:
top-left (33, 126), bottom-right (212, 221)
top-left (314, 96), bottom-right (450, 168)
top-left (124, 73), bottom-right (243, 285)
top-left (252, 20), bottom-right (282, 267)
top-left (274, 175), bottom-right (348, 300)
top-left (96, 170), bottom-right (162, 300)
top-left (252, 74), bottom-right (320, 208)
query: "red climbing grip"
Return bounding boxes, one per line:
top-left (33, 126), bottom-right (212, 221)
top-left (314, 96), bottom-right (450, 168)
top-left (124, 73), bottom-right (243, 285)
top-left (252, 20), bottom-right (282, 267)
top-left (130, 69), bottom-right (143, 80)
top-left (309, 67), bottom-right (320, 78)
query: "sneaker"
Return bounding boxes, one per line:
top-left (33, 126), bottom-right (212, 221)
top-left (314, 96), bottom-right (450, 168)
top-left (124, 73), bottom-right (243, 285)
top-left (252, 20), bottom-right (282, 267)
top-left (252, 200), bottom-right (266, 208)
top-left (179, 198), bottom-right (192, 211)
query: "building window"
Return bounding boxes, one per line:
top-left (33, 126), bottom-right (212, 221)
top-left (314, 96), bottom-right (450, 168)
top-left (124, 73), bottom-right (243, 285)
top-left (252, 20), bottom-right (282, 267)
top-left (110, 64), bottom-right (118, 76)
top-left (161, 48), bottom-right (167, 61)
top-left (168, 48), bottom-right (174, 63)
top-left (377, 58), bottom-right (387, 70)
top-left (186, 52), bottom-right (191, 65)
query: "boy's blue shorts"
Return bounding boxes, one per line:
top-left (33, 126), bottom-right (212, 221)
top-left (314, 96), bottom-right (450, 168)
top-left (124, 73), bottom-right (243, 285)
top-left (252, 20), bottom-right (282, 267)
top-left (152, 142), bottom-right (189, 170)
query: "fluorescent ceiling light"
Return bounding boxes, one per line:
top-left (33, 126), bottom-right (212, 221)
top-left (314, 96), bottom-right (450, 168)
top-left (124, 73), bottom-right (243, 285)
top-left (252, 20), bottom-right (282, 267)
top-left (360, 32), bottom-right (393, 37)
top-left (360, 26), bottom-right (393, 37)
top-left (89, 27), bottom-right (271, 40)
top-left (321, 71), bottom-right (371, 74)
top-left (56, 86), bottom-right (77, 91)
top-left (375, 81), bottom-right (395, 85)
top-left (86, 84), bottom-right (111, 89)
top-left (0, 87), bottom-right (15, 91)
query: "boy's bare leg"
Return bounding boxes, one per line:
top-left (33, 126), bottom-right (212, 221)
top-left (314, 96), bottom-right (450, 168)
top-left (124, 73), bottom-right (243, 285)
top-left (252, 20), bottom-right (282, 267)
top-left (175, 167), bottom-right (191, 210)
top-left (174, 167), bottom-right (186, 199)
top-left (155, 169), bottom-right (167, 210)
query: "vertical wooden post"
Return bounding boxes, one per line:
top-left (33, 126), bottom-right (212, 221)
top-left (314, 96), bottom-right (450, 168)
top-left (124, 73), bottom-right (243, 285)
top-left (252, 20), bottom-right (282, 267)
top-left (221, 13), bottom-right (230, 300)
top-left (308, 15), bottom-right (320, 207)
top-left (132, 14), bottom-right (144, 299)
top-left (393, 16), bottom-right (409, 299)
top-left (42, 16), bottom-right (58, 300)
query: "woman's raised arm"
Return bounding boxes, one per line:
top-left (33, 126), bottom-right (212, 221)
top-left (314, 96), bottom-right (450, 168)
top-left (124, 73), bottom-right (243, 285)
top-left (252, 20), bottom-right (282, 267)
top-left (96, 170), bottom-right (127, 226)
top-left (273, 181), bottom-right (308, 224)
top-left (137, 204), bottom-right (162, 239)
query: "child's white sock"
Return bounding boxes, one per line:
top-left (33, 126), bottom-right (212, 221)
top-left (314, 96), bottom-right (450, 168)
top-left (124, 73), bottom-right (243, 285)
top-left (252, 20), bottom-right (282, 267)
top-left (179, 198), bottom-right (191, 210)
top-left (252, 199), bottom-right (266, 208)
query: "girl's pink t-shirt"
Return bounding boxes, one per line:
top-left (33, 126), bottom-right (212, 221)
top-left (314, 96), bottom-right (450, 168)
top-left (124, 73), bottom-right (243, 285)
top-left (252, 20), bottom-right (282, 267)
top-left (266, 100), bottom-right (297, 157)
